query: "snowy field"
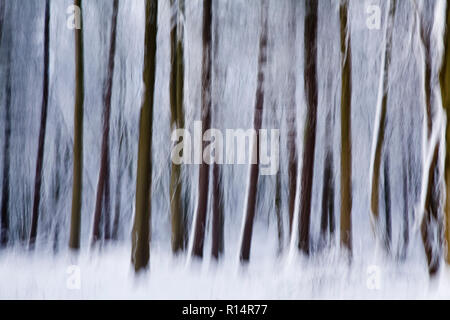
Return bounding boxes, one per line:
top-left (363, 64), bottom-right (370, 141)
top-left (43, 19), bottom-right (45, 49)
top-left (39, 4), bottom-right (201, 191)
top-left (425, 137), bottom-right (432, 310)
top-left (1, 236), bottom-right (449, 299)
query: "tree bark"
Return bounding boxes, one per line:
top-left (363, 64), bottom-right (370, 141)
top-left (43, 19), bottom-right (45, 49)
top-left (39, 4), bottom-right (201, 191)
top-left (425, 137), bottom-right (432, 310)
top-left (29, 0), bottom-right (51, 249)
top-left (192, 0), bottom-right (213, 258)
top-left (383, 153), bottom-right (392, 250)
top-left (131, 0), bottom-right (158, 272)
top-left (298, 0), bottom-right (318, 254)
top-left (419, 1), bottom-right (443, 275)
top-left (0, 38), bottom-right (11, 248)
top-left (239, 1), bottom-right (268, 262)
top-left (211, 1), bottom-right (224, 260)
top-left (170, 0), bottom-right (187, 253)
top-left (92, 0), bottom-right (119, 246)
top-left (370, 0), bottom-right (396, 229)
top-left (69, 0), bottom-right (85, 250)
top-left (287, 0), bottom-right (298, 236)
top-left (339, 0), bottom-right (353, 253)
top-left (442, 0), bottom-right (450, 266)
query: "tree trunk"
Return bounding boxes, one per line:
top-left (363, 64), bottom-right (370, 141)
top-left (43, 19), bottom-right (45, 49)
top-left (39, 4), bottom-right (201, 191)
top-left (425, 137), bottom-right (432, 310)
top-left (339, 0), bottom-right (353, 253)
top-left (419, 1), bottom-right (443, 275)
top-left (298, 0), bottom-right (318, 254)
top-left (370, 0), bottom-right (396, 229)
top-left (239, 1), bottom-right (268, 262)
top-left (211, 1), bottom-right (224, 260)
top-left (69, 0), bottom-right (84, 250)
top-left (29, 0), bottom-right (51, 249)
top-left (192, 0), bottom-right (213, 258)
top-left (441, 0), bottom-right (450, 266)
top-left (0, 0), bottom-right (4, 44)
top-left (0, 39), bottom-right (11, 248)
top-left (383, 153), bottom-right (392, 250)
top-left (131, 0), bottom-right (158, 272)
top-left (170, 0), bottom-right (187, 253)
top-left (287, 0), bottom-right (298, 236)
top-left (92, 0), bottom-right (118, 246)
top-left (320, 151), bottom-right (335, 244)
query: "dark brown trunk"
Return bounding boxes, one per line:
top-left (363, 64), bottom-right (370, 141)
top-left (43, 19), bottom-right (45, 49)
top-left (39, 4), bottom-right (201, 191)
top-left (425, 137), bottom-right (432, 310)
top-left (92, 0), bottom-right (118, 246)
top-left (383, 153), bottom-right (392, 250)
top-left (298, 0), bottom-right (318, 254)
top-left (69, 0), bottom-right (85, 250)
top-left (192, 0), bottom-right (213, 258)
top-left (131, 0), bottom-right (157, 272)
top-left (239, 1), bottom-right (268, 262)
top-left (29, 0), bottom-right (51, 249)
top-left (211, 1), bottom-right (224, 260)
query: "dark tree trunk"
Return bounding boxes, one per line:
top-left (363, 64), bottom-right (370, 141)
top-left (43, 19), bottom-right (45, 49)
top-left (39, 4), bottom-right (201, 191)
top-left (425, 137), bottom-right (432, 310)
top-left (192, 0), bottom-right (213, 258)
top-left (131, 0), bottom-right (158, 272)
top-left (286, 0), bottom-right (298, 236)
top-left (0, 45), bottom-right (11, 248)
top-left (320, 152), bottom-right (335, 243)
top-left (419, 1), bottom-right (443, 275)
top-left (298, 0), bottom-right (318, 254)
top-left (69, 0), bottom-right (85, 250)
top-left (441, 0), bottom-right (450, 266)
top-left (29, 0), bottom-right (51, 249)
top-left (383, 153), bottom-right (392, 251)
top-left (239, 1), bottom-right (268, 262)
top-left (92, 0), bottom-right (119, 246)
top-left (211, 1), bottom-right (224, 260)
top-left (421, 143), bottom-right (441, 275)
top-left (370, 0), bottom-right (396, 228)
top-left (400, 112), bottom-right (409, 259)
top-left (339, 0), bottom-right (353, 253)
top-left (170, 0), bottom-right (187, 253)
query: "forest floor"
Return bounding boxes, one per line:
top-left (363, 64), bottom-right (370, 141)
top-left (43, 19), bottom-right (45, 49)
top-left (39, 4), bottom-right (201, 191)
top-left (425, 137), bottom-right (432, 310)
top-left (1, 239), bottom-right (450, 299)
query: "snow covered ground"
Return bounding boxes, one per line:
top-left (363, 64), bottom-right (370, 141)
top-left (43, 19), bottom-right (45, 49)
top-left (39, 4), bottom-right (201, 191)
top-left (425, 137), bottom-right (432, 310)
top-left (1, 241), bottom-right (449, 299)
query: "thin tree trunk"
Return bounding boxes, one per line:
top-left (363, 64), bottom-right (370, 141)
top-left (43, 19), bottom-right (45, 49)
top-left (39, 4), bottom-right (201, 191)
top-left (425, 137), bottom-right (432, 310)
top-left (339, 0), bottom-right (353, 253)
top-left (29, 0), bottom-right (51, 249)
top-left (239, 1), bottom-right (268, 262)
top-left (0, 42), bottom-right (11, 248)
top-left (419, 1), bottom-right (443, 275)
top-left (211, 162), bottom-right (224, 259)
top-left (383, 153), bottom-right (392, 250)
top-left (400, 112), bottom-right (409, 259)
top-left (320, 151), bottom-right (334, 244)
top-left (211, 0), bottom-right (224, 260)
top-left (370, 0), bottom-right (396, 229)
top-left (92, 0), bottom-right (118, 246)
top-left (421, 143), bottom-right (441, 275)
top-left (0, 1), bottom-right (5, 44)
top-left (441, 0), bottom-right (450, 266)
top-left (131, 0), bottom-right (158, 272)
top-left (287, 0), bottom-right (298, 236)
top-left (192, 0), bottom-right (213, 258)
top-left (170, 0), bottom-right (187, 253)
top-left (298, 0), bottom-right (318, 254)
top-left (69, 0), bottom-right (84, 250)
